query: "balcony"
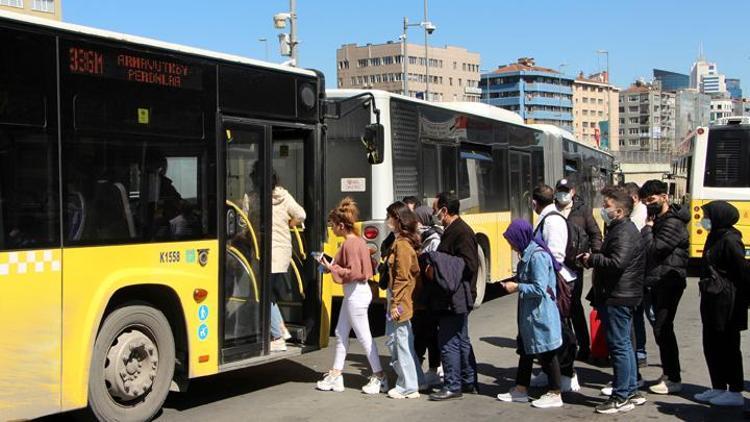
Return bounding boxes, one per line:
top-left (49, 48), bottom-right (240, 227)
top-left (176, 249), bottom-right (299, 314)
top-left (524, 82), bottom-right (573, 95)
top-left (526, 96), bottom-right (572, 108)
top-left (487, 82), bottom-right (520, 92)
top-left (488, 97), bottom-right (521, 107)
top-left (527, 110), bottom-right (573, 121)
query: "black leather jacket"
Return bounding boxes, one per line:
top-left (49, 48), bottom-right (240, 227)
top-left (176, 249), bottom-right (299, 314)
top-left (589, 218), bottom-right (645, 307)
top-left (641, 204), bottom-right (690, 287)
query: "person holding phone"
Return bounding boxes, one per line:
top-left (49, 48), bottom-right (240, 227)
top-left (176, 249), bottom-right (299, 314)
top-left (496, 219), bottom-right (564, 409)
top-left (315, 197), bottom-right (387, 395)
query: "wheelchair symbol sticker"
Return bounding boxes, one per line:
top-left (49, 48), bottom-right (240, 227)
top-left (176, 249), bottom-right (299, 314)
top-left (198, 304), bottom-right (209, 321)
top-left (197, 324), bottom-right (209, 341)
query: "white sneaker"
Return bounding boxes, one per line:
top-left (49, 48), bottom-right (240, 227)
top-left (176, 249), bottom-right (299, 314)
top-left (362, 375), bottom-right (388, 394)
top-left (497, 387), bottom-right (529, 403)
top-left (282, 327), bottom-right (292, 341)
top-left (270, 338), bottom-right (287, 352)
top-left (694, 389), bottom-right (725, 402)
top-left (387, 387), bottom-right (420, 399)
top-left (709, 391), bottom-right (744, 407)
top-left (424, 370), bottom-right (442, 386)
top-left (436, 365), bottom-right (444, 380)
top-left (529, 372), bottom-right (549, 387)
top-left (601, 379), bottom-right (645, 396)
top-left (649, 378), bottom-right (682, 395)
top-left (561, 374), bottom-right (580, 393)
top-left (531, 392), bottom-right (564, 409)
top-left (316, 372), bottom-right (345, 392)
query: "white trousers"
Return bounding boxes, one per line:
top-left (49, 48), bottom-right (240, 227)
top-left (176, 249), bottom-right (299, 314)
top-left (333, 283), bottom-right (382, 373)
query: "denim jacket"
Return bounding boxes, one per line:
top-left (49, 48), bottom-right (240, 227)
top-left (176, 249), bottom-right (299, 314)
top-left (516, 242), bottom-right (562, 355)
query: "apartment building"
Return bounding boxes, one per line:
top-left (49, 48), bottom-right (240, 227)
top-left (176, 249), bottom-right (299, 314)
top-left (0, 0), bottom-right (61, 20)
top-left (572, 71), bottom-right (619, 150)
top-left (618, 81), bottom-right (675, 152)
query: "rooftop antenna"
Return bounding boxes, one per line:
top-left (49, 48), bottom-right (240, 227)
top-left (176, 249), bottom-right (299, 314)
top-left (698, 41), bottom-right (705, 61)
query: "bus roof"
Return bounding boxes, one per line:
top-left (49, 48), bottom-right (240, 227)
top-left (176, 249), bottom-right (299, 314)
top-left (530, 125), bottom-right (614, 159)
top-left (327, 89), bottom-right (525, 125)
top-left (0, 9), bottom-right (317, 78)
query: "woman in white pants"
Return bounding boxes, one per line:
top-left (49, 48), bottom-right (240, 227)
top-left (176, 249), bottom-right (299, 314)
top-left (316, 197), bottom-right (387, 394)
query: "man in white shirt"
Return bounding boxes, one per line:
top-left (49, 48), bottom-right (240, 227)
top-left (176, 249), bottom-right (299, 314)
top-left (624, 182), bottom-right (648, 231)
top-left (529, 184), bottom-right (580, 393)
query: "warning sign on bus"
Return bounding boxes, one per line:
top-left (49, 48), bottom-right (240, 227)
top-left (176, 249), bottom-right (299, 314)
top-left (341, 178), bottom-right (366, 192)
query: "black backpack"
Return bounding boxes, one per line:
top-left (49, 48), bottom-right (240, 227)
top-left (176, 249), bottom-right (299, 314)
top-left (535, 211), bottom-right (589, 270)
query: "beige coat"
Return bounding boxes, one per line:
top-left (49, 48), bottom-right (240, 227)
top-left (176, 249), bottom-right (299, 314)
top-left (271, 187), bottom-right (306, 273)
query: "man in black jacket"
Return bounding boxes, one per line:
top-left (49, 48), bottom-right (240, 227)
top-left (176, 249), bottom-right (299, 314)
top-left (581, 186), bottom-right (645, 414)
top-left (555, 177), bottom-right (603, 360)
top-left (428, 192), bottom-right (478, 401)
top-left (639, 180), bottom-right (690, 395)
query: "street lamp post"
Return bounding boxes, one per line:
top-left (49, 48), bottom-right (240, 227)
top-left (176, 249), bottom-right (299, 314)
top-left (273, 0), bottom-right (298, 66)
top-left (423, 0), bottom-right (430, 101)
top-left (597, 50), bottom-right (610, 150)
top-left (401, 13), bottom-right (436, 99)
top-left (258, 38), bottom-right (269, 61)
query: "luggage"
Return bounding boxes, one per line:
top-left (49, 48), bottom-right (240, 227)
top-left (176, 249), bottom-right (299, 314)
top-left (589, 308), bottom-right (608, 359)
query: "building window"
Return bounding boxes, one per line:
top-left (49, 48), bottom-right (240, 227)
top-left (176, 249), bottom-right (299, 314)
top-left (32, 0), bottom-right (54, 12)
top-left (370, 57), bottom-right (381, 66)
top-left (629, 96), bottom-right (638, 102)
top-left (357, 59), bottom-right (368, 68)
top-left (453, 61), bottom-right (457, 69)
top-left (0, 0), bottom-right (23, 7)
top-left (449, 77), bottom-right (453, 86)
top-left (383, 56), bottom-right (394, 65)
top-left (395, 55), bottom-right (403, 64)
top-left (409, 56), bottom-right (417, 65)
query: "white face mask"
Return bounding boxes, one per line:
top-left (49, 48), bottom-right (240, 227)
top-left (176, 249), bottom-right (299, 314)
top-left (700, 218), bottom-right (712, 231)
top-left (555, 192), bottom-right (573, 205)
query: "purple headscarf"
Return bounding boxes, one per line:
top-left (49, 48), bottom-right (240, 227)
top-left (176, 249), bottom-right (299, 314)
top-left (503, 219), bottom-right (561, 272)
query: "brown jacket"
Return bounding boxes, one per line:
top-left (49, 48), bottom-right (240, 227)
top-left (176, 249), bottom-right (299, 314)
top-left (388, 237), bottom-right (419, 321)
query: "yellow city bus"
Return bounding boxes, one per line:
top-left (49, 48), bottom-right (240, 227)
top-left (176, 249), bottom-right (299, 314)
top-left (323, 90), bottom-right (613, 328)
top-left (0, 10), bottom-right (369, 421)
top-left (672, 117), bottom-right (750, 258)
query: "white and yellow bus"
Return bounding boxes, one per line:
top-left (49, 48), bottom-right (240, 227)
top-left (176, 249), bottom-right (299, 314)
top-left (323, 90), bottom-right (613, 320)
top-left (672, 116), bottom-right (750, 258)
top-left (0, 10), bottom-right (378, 421)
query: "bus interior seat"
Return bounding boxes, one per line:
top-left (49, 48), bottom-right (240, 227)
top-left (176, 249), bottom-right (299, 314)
top-left (113, 182), bottom-right (136, 238)
top-left (81, 180), bottom-right (135, 241)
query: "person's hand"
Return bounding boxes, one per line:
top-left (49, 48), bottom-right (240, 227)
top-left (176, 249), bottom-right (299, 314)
top-left (319, 255), bottom-right (333, 273)
top-left (424, 264), bottom-right (434, 281)
top-left (390, 306), bottom-right (401, 321)
top-left (645, 219), bottom-right (654, 227)
top-left (503, 281), bottom-right (518, 294)
top-left (580, 252), bottom-right (591, 268)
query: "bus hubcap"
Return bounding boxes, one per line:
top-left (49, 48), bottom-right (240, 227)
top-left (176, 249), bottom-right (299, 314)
top-left (104, 330), bottom-right (159, 401)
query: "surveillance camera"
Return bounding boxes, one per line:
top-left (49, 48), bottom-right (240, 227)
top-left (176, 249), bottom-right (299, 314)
top-left (273, 12), bottom-right (290, 29)
top-left (423, 21), bottom-right (436, 34)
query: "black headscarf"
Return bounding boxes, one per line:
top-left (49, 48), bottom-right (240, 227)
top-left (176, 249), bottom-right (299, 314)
top-left (702, 201), bottom-right (741, 251)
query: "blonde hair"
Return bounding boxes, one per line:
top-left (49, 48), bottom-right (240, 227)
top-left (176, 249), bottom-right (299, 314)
top-left (328, 197), bottom-right (359, 235)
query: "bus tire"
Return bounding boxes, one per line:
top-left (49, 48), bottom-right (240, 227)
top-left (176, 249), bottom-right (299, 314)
top-left (88, 304), bottom-right (175, 422)
top-left (473, 246), bottom-right (488, 309)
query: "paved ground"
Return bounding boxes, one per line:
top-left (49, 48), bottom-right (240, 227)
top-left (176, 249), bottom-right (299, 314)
top-left (43, 275), bottom-right (750, 422)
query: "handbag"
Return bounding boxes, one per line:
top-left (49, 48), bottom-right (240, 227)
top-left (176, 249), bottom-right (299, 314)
top-left (698, 251), bottom-right (736, 331)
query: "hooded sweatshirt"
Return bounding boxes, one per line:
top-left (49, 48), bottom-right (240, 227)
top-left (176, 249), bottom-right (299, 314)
top-left (641, 204), bottom-right (690, 287)
top-left (271, 187), bottom-right (306, 273)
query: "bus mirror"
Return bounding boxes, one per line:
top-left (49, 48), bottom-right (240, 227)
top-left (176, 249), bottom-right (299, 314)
top-left (362, 123), bottom-right (384, 165)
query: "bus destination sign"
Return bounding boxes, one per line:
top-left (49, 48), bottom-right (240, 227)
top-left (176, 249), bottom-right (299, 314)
top-left (67, 45), bottom-right (202, 90)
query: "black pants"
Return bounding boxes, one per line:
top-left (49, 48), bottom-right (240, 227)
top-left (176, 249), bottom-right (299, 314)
top-left (412, 309), bottom-right (441, 369)
top-left (517, 349), bottom-right (561, 390)
top-left (651, 278), bottom-right (685, 382)
top-left (703, 326), bottom-right (744, 392)
top-left (558, 317), bottom-right (578, 377)
top-left (570, 271), bottom-right (590, 355)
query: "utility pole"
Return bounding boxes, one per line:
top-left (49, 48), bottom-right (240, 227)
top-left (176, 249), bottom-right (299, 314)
top-left (402, 17), bottom-right (409, 96)
top-left (424, 0), bottom-right (429, 101)
top-left (289, 0), bottom-right (297, 65)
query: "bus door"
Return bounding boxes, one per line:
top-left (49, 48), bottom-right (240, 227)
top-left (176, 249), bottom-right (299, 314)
top-left (221, 121), bottom-right (269, 362)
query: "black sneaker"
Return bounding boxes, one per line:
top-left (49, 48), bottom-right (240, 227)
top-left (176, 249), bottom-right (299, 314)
top-left (628, 393), bottom-right (647, 406)
top-left (595, 396), bottom-right (635, 414)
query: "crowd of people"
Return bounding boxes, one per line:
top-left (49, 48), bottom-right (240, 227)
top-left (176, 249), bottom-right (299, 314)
top-left (312, 179), bottom-right (749, 415)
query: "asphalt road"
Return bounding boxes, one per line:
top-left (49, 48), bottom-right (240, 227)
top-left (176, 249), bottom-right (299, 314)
top-left (41, 275), bottom-right (750, 422)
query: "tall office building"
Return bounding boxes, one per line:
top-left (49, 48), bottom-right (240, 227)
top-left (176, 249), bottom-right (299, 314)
top-left (336, 42), bottom-right (481, 102)
top-left (726, 78), bottom-right (742, 99)
top-left (0, 0), bottom-right (61, 20)
top-left (653, 69), bottom-right (689, 92)
top-left (481, 57), bottom-right (574, 133)
top-left (690, 58), bottom-right (726, 95)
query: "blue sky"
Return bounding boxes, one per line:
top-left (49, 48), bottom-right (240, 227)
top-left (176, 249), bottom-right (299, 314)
top-left (63, 0), bottom-right (750, 93)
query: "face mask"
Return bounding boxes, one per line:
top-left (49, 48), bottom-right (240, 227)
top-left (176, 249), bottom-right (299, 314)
top-left (600, 207), bottom-right (614, 225)
top-left (700, 218), bottom-right (712, 231)
top-left (646, 202), bottom-right (662, 218)
top-left (555, 192), bottom-right (573, 205)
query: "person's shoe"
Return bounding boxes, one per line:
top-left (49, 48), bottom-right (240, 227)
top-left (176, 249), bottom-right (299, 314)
top-left (388, 388), bottom-right (420, 399)
top-left (496, 387), bottom-right (529, 403)
top-left (529, 371), bottom-right (549, 387)
top-left (628, 393), bottom-right (647, 406)
top-left (462, 384), bottom-right (480, 394)
top-left (649, 378), bottom-right (682, 395)
top-left (423, 370), bottom-right (441, 387)
top-left (694, 388), bottom-right (725, 402)
top-left (361, 375), bottom-right (388, 394)
top-left (601, 379), bottom-right (645, 396)
top-left (282, 327), bottom-right (292, 341)
top-left (436, 365), bottom-right (444, 379)
top-left (429, 388), bottom-right (463, 401)
top-left (595, 396), bottom-right (635, 414)
top-left (561, 374), bottom-right (581, 393)
top-left (316, 372), bottom-right (344, 392)
top-left (270, 338), bottom-right (287, 352)
top-left (709, 391), bottom-right (744, 407)
top-left (532, 392), bottom-right (564, 408)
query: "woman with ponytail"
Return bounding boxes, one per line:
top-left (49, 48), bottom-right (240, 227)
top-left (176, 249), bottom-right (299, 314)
top-left (316, 197), bottom-right (387, 394)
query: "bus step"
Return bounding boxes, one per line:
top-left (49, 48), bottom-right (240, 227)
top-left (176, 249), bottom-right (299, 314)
top-left (285, 324), bottom-right (306, 343)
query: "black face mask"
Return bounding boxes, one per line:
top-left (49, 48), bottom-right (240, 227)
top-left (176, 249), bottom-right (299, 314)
top-left (646, 202), bottom-right (662, 218)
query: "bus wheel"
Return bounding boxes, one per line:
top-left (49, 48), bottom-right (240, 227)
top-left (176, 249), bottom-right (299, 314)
top-left (473, 246), bottom-right (488, 309)
top-left (88, 304), bottom-right (175, 422)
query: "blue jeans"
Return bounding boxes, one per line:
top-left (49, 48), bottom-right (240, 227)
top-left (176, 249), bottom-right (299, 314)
top-left (438, 313), bottom-right (477, 392)
top-left (270, 302), bottom-right (283, 339)
top-left (599, 305), bottom-right (637, 400)
top-left (386, 319), bottom-right (424, 394)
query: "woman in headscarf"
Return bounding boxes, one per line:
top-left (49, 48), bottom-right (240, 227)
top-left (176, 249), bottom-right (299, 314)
top-left (694, 201), bottom-right (750, 407)
top-left (496, 219), bottom-right (563, 409)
